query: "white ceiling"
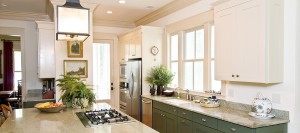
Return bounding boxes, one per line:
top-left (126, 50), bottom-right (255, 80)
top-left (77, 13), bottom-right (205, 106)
top-left (0, 0), bottom-right (175, 27)
top-left (0, 0), bottom-right (47, 13)
top-left (93, 0), bottom-right (174, 23)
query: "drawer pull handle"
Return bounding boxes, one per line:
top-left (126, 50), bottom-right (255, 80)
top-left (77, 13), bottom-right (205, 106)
top-left (202, 119), bottom-right (206, 122)
top-left (161, 114), bottom-right (165, 117)
top-left (232, 75), bottom-right (235, 77)
top-left (230, 128), bottom-right (236, 132)
top-left (182, 112), bottom-right (186, 115)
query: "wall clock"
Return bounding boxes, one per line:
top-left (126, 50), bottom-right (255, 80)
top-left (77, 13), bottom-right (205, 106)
top-left (151, 46), bottom-right (159, 55)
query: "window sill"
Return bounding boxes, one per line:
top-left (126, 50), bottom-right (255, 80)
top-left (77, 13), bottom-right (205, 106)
top-left (166, 87), bottom-right (225, 100)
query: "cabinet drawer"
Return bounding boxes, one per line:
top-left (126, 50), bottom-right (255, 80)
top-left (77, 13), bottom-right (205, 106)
top-left (153, 101), bottom-right (177, 115)
top-left (193, 113), bottom-right (218, 129)
top-left (193, 122), bottom-right (219, 133)
top-left (218, 120), bottom-right (254, 133)
top-left (177, 108), bottom-right (193, 120)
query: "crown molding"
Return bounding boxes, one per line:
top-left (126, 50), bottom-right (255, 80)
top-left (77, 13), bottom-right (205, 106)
top-left (135, 0), bottom-right (200, 26)
top-left (0, 10), bottom-right (52, 22)
top-left (93, 19), bottom-right (136, 28)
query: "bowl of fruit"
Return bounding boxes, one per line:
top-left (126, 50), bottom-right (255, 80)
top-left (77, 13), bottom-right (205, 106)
top-left (35, 102), bottom-right (66, 113)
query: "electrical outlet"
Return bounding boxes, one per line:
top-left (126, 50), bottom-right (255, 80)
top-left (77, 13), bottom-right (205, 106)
top-left (272, 93), bottom-right (281, 104)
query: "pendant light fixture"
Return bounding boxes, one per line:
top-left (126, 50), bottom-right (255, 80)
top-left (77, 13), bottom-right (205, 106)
top-left (56, 0), bottom-right (90, 42)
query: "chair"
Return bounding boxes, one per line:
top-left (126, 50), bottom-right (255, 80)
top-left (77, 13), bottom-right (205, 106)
top-left (1, 102), bottom-right (12, 119)
top-left (6, 80), bottom-right (22, 108)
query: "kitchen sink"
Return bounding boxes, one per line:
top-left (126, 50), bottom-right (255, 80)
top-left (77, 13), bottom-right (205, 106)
top-left (164, 99), bottom-right (191, 105)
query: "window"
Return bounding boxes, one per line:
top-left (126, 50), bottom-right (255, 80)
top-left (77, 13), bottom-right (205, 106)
top-left (14, 51), bottom-right (22, 91)
top-left (169, 24), bottom-right (221, 93)
top-left (93, 43), bottom-right (111, 100)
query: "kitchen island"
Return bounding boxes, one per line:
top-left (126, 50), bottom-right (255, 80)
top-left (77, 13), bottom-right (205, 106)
top-left (0, 103), bottom-right (158, 133)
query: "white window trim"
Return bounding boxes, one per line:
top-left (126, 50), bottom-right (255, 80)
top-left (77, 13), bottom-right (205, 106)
top-left (168, 22), bottom-right (225, 95)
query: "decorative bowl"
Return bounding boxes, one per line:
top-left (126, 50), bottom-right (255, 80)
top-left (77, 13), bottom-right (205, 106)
top-left (199, 102), bottom-right (220, 108)
top-left (35, 103), bottom-right (66, 113)
top-left (163, 90), bottom-right (174, 97)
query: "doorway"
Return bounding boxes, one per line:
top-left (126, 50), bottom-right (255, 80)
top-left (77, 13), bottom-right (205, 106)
top-left (93, 40), bottom-right (116, 107)
top-left (0, 35), bottom-right (22, 92)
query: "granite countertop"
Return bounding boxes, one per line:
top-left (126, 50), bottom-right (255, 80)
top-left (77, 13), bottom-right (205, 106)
top-left (142, 95), bottom-right (289, 128)
top-left (0, 103), bottom-right (157, 133)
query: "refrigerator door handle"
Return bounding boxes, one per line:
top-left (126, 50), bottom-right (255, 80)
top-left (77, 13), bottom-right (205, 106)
top-left (131, 72), bottom-right (134, 97)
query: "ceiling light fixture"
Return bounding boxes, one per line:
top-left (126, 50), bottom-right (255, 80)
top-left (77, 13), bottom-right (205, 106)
top-left (56, 0), bottom-right (90, 42)
top-left (118, 0), bottom-right (126, 4)
top-left (107, 10), bottom-right (113, 14)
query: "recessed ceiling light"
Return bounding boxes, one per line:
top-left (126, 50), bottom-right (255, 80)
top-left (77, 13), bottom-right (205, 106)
top-left (1, 3), bottom-right (7, 7)
top-left (146, 6), bottom-right (154, 9)
top-left (107, 11), bottom-right (112, 14)
top-left (118, 0), bottom-right (126, 4)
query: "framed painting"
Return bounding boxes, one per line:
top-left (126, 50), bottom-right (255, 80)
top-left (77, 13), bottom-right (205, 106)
top-left (67, 41), bottom-right (83, 58)
top-left (64, 60), bottom-right (88, 78)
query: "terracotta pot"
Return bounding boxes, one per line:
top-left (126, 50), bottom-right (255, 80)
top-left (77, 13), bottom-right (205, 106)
top-left (156, 86), bottom-right (164, 95)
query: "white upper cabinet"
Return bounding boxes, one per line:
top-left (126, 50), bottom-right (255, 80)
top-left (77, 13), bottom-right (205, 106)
top-left (214, 0), bottom-right (283, 83)
top-left (119, 29), bottom-right (142, 61)
top-left (36, 21), bottom-right (56, 78)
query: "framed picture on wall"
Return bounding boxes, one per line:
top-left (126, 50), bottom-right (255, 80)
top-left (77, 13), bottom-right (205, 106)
top-left (64, 60), bottom-right (88, 78)
top-left (67, 41), bottom-right (83, 58)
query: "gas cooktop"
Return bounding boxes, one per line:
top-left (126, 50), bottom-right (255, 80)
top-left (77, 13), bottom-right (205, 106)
top-left (76, 109), bottom-right (135, 128)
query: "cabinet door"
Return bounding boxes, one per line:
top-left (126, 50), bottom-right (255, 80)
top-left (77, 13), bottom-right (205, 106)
top-left (214, 7), bottom-right (236, 81)
top-left (165, 112), bottom-right (178, 133)
top-left (193, 122), bottom-right (219, 133)
top-left (235, 0), bottom-right (265, 82)
top-left (178, 117), bottom-right (192, 133)
top-left (118, 38), bottom-right (126, 62)
top-left (38, 28), bottom-right (55, 78)
top-left (153, 108), bottom-right (166, 133)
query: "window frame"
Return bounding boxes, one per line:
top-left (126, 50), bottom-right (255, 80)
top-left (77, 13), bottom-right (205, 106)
top-left (168, 23), bottom-right (222, 93)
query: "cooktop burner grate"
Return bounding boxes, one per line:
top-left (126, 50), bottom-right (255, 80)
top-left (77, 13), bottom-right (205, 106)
top-left (76, 109), bottom-right (134, 127)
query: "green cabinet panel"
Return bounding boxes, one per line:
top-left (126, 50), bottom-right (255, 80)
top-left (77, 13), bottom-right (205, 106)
top-left (153, 108), bottom-right (178, 133)
top-left (193, 112), bottom-right (218, 129)
top-left (153, 108), bottom-right (166, 133)
top-left (165, 112), bottom-right (178, 133)
top-left (177, 108), bottom-right (193, 121)
top-left (178, 117), bottom-right (193, 133)
top-left (218, 120), bottom-right (254, 133)
top-left (256, 124), bottom-right (287, 133)
top-left (153, 101), bottom-right (177, 115)
top-left (193, 122), bottom-right (220, 133)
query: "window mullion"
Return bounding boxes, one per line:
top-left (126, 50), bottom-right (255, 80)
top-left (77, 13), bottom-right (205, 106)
top-left (204, 23), bottom-right (210, 92)
top-left (178, 31), bottom-right (184, 90)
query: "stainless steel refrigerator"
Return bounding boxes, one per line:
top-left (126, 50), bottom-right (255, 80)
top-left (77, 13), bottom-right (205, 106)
top-left (119, 59), bottom-right (141, 121)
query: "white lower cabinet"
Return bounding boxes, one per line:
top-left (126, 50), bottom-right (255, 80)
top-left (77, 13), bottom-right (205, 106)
top-left (214, 0), bottom-right (283, 83)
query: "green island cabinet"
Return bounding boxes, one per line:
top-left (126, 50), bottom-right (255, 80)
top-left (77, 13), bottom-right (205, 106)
top-left (152, 101), bottom-right (287, 133)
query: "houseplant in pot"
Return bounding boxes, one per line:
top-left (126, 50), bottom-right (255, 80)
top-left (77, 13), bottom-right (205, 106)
top-left (146, 65), bottom-right (174, 95)
top-left (56, 75), bottom-right (96, 108)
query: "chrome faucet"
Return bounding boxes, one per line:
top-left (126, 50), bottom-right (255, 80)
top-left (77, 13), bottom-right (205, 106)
top-left (186, 89), bottom-right (192, 100)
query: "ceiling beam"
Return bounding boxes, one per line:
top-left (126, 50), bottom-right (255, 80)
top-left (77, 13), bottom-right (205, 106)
top-left (135, 0), bottom-right (201, 26)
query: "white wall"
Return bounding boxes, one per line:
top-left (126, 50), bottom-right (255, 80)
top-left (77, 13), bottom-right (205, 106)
top-left (294, 0), bottom-right (300, 132)
top-left (151, 0), bottom-right (298, 132)
top-left (0, 19), bottom-right (43, 98)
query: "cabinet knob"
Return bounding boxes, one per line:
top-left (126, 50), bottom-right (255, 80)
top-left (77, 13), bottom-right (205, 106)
top-left (161, 114), bottom-right (165, 117)
top-left (173, 109), bottom-right (176, 112)
top-left (232, 75), bottom-right (235, 77)
top-left (182, 112), bottom-right (186, 115)
top-left (230, 128), bottom-right (236, 132)
top-left (201, 118), bottom-right (206, 122)
top-left (236, 75), bottom-right (239, 78)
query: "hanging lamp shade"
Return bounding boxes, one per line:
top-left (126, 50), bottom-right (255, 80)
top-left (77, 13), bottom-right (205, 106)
top-left (57, 0), bottom-right (90, 42)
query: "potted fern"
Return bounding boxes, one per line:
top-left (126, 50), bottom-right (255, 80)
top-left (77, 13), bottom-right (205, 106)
top-left (56, 75), bottom-right (96, 108)
top-left (146, 65), bottom-right (174, 95)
